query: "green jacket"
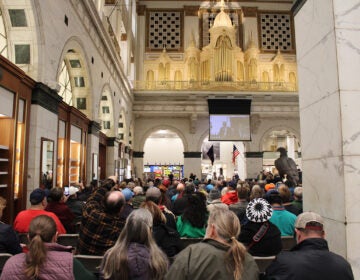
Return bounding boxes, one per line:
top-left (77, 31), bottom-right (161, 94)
top-left (165, 239), bottom-right (259, 280)
top-left (176, 216), bottom-right (206, 238)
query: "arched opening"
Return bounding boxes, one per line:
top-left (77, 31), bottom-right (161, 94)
top-left (237, 61), bottom-right (244, 81)
top-left (262, 71), bottom-right (269, 90)
top-left (201, 138), bottom-right (246, 181)
top-left (174, 70), bottom-right (182, 89)
top-left (146, 70), bottom-right (154, 89)
top-left (143, 129), bottom-right (184, 180)
top-left (273, 64), bottom-right (280, 83)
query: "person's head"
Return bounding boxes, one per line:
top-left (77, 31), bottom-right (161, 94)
top-left (29, 188), bottom-right (47, 207)
top-left (121, 188), bottom-right (134, 202)
top-left (250, 184), bottom-right (264, 200)
top-left (145, 187), bottom-right (162, 204)
top-left (104, 191), bottom-right (125, 215)
top-left (295, 212), bottom-right (325, 243)
top-left (25, 215), bottom-right (58, 279)
top-left (266, 190), bottom-right (283, 206)
top-left (293, 186), bottom-right (303, 201)
top-left (176, 183), bottom-right (185, 192)
top-left (133, 186), bottom-right (144, 196)
top-left (182, 192), bottom-right (207, 228)
top-left (237, 185), bottom-right (249, 200)
top-left (102, 208), bottom-right (168, 279)
top-left (101, 178), bottom-right (117, 191)
top-left (207, 189), bottom-right (221, 203)
top-left (277, 147), bottom-right (287, 156)
top-left (246, 198), bottom-right (273, 223)
top-left (278, 185), bottom-right (291, 203)
top-left (184, 182), bottom-right (195, 195)
top-left (47, 187), bottom-right (63, 203)
top-left (0, 196), bottom-right (6, 219)
top-left (127, 182), bottom-right (136, 190)
top-left (205, 209), bottom-right (247, 280)
top-left (140, 200), bottom-right (166, 225)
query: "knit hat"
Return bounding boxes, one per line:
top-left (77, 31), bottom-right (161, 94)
top-left (246, 198), bottom-right (273, 223)
top-left (207, 189), bottom-right (221, 203)
top-left (121, 188), bottom-right (134, 201)
top-left (146, 187), bottom-right (161, 199)
top-left (265, 183), bottom-right (275, 191)
top-left (30, 188), bottom-right (46, 205)
top-left (162, 179), bottom-right (170, 188)
top-left (295, 212), bottom-right (324, 230)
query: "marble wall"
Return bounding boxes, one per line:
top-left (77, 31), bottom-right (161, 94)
top-left (295, 0), bottom-right (360, 277)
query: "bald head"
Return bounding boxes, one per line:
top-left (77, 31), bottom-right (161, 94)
top-left (177, 183), bottom-right (185, 192)
top-left (104, 191), bottom-right (125, 214)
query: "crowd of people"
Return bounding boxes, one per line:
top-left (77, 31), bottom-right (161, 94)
top-left (0, 169), bottom-right (354, 280)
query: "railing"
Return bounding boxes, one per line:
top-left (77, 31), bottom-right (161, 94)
top-left (132, 80), bottom-right (297, 92)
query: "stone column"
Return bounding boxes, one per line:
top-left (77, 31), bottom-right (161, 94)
top-left (132, 151), bottom-right (144, 180)
top-left (87, 121), bottom-right (100, 183)
top-left (244, 152), bottom-right (263, 179)
top-left (106, 137), bottom-right (119, 178)
top-left (183, 152), bottom-right (202, 179)
top-left (294, 0), bottom-right (360, 277)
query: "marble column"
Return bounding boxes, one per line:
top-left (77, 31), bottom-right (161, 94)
top-left (132, 151), bottom-right (144, 179)
top-left (183, 152), bottom-right (202, 179)
top-left (294, 0), bottom-right (360, 277)
top-left (106, 137), bottom-right (119, 178)
top-left (87, 121), bottom-right (100, 183)
top-left (245, 152), bottom-right (263, 179)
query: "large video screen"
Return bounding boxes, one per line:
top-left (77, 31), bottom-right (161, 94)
top-left (209, 114), bottom-right (251, 141)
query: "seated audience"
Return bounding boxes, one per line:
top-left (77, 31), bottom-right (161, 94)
top-left (119, 187), bottom-right (134, 220)
top-left (0, 196), bottom-right (22, 254)
top-left (277, 184), bottom-right (301, 216)
top-left (221, 181), bottom-right (239, 205)
top-left (65, 186), bottom-right (85, 224)
top-left (267, 190), bottom-right (296, 236)
top-left (291, 186), bottom-right (303, 213)
top-left (13, 188), bottom-right (66, 234)
top-left (45, 187), bottom-right (75, 232)
top-left (229, 185), bottom-right (249, 225)
top-left (265, 212), bottom-right (354, 280)
top-left (146, 187), bottom-right (177, 230)
top-left (206, 189), bottom-right (228, 212)
top-left (132, 186), bottom-right (146, 209)
top-left (173, 182), bottom-right (195, 216)
top-left (249, 184), bottom-right (264, 200)
top-left (78, 179), bottom-right (126, 255)
top-left (177, 192), bottom-right (208, 238)
top-left (0, 215), bottom-right (95, 280)
top-left (100, 208), bottom-right (168, 279)
top-left (166, 209), bottom-right (259, 280)
top-left (141, 201), bottom-right (183, 258)
top-left (238, 198), bottom-right (282, 256)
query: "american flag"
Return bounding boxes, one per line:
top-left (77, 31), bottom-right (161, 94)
top-left (232, 145), bottom-right (240, 164)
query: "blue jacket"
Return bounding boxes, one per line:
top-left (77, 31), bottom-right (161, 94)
top-left (0, 222), bottom-right (22, 254)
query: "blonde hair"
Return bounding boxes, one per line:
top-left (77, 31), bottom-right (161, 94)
top-left (208, 209), bottom-right (247, 280)
top-left (101, 209), bottom-right (168, 279)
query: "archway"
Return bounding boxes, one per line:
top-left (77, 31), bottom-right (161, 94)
top-left (143, 129), bottom-right (185, 180)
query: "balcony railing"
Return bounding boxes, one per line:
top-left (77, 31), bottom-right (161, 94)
top-left (132, 80), bottom-right (297, 92)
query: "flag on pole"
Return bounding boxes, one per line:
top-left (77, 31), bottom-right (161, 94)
top-left (207, 145), bottom-right (215, 165)
top-left (232, 145), bottom-right (240, 164)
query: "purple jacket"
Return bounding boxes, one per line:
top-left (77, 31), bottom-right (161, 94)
top-left (0, 243), bottom-right (74, 280)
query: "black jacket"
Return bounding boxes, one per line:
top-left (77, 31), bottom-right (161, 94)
top-left (265, 238), bottom-right (354, 280)
top-left (238, 221), bottom-right (282, 256)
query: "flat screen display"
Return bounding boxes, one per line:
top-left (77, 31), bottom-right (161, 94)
top-left (209, 114), bottom-right (251, 141)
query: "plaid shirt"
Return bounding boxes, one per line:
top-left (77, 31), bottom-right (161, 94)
top-left (77, 187), bottom-right (125, 255)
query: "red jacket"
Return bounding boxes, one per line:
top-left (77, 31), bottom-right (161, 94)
top-left (221, 191), bottom-right (239, 205)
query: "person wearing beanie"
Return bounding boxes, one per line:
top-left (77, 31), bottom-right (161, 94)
top-left (238, 198), bottom-right (282, 256)
top-left (119, 188), bottom-right (134, 220)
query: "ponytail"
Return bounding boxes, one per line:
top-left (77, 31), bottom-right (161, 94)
top-left (227, 236), bottom-right (246, 280)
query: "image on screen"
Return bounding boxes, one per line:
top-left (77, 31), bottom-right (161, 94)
top-left (209, 114), bottom-right (251, 141)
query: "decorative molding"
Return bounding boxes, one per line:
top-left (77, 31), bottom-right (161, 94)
top-left (88, 121), bottom-right (101, 134)
top-left (184, 152), bottom-right (202, 158)
top-left (292, 0), bottom-right (307, 16)
top-left (242, 7), bottom-right (258, 17)
top-left (245, 152), bottom-right (263, 158)
top-left (184, 6), bottom-right (199, 16)
top-left (133, 151), bottom-right (144, 158)
top-left (107, 137), bottom-right (119, 146)
top-left (31, 82), bottom-right (62, 114)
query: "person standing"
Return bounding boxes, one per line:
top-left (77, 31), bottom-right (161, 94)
top-left (265, 212), bottom-right (354, 280)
